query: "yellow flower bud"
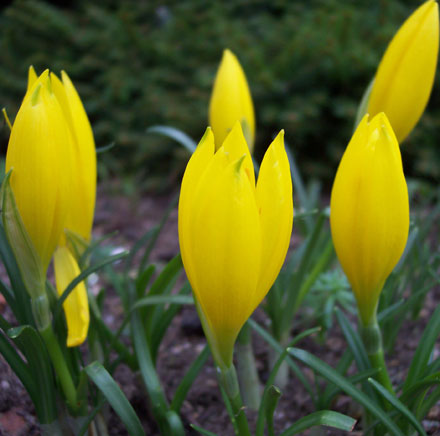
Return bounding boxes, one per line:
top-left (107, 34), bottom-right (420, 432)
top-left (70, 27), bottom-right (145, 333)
top-left (367, 0), bottom-right (439, 143)
top-left (209, 49), bottom-right (256, 152)
top-left (5, 71), bottom-right (74, 275)
top-left (179, 122), bottom-right (293, 368)
top-left (330, 113), bottom-right (409, 325)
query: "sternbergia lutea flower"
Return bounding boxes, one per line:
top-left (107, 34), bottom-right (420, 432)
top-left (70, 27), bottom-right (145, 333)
top-left (330, 113), bottom-right (409, 325)
top-left (178, 122), bottom-right (293, 369)
top-left (367, 0), bottom-right (439, 143)
top-left (5, 67), bottom-right (96, 346)
top-left (209, 49), bottom-right (256, 152)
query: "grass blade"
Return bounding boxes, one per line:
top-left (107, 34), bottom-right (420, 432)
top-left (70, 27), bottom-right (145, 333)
top-left (85, 362), bottom-right (145, 436)
top-left (279, 410), bottom-right (356, 436)
top-left (368, 377), bottom-right (427, 436)
top-left (289, 348), bottom-right (404, 436)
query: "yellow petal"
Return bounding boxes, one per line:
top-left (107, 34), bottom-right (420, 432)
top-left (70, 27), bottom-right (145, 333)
top-left (221, 121), bottom-right (255, 186)
top-left (368, 0), bottom-right (439, 142)
top-left (26, 66), bottom-right (38, 94)
top-left (6, 72), bottom-right (74, 272)
top-left (54, 246), bottom-right (89, 347)
top-left (51, 71), bottom-right (97, 242)
top-left (209, 49), bottom-right (256, 151)
top-left (330, 113), bottom-right (409, 324)
top-left (256, 130), bottom-right (293, 300)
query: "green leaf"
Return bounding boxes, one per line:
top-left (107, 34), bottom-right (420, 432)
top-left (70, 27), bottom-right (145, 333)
top-left (8, 325), bottom-right (57, 424)
top-left (0, 330), bottom-right (36, 403)
top-left (85, 361), bottom-right (145, 436)
top-left (132, 294), bottom-right (193, 311)
top-left (171, 345), bottom-right (210, 413)
top-left (0, 171), bottom-right (45, 300)
top-left (190, 424), bottom-right (218, 436)
top-left (265, 386), bottom-right (281, 436)
top-left (403, 304), bottom-right (440, 392)
top-left (279, 410), bottom-right (356, 436)
top-left (147, 125), bottom-right (196, 153)
top-left (96, 141), bottom-right (116, 154)
top-left (0, 223), bottom-right (33, 325)
top-left (289, 348), bottom-right (404, 436)
top-left (368, 378), bottom-right (427, 436)
top-left (335, 309), bottom-right (370, 371)
top-left (256, 327), bottom-right (320, 436)
top-left (248, 319), bottom-right (316, 405)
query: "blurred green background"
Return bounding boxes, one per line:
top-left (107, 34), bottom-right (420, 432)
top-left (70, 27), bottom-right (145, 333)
top-left (0, 0), bottom-right (438, 192)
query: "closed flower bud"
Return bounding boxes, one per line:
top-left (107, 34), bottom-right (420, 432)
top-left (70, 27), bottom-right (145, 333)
top-left (209, 49), bottom-right (256, 152)
top-left (367, 0), bottom-right (439, 143)
top-left (330, 113), bottom-right (409, 325)
top-left (5, 70), bottom-right (74, 277)
top-left (179, 122), bottom-right (292, 369)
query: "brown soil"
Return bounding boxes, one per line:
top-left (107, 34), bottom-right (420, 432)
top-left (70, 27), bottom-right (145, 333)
top-left (0, 186), bottom-right (439, 436)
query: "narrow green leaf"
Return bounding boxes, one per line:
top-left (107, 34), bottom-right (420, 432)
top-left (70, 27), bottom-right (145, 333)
top-left (279, 410), bottom-right (356, 436)
top-left (289, 348), bottom-right (404, 436)
top-left (132, 294), bottom-right (193, 311)
top-left (171, 345), bottom-right (210, 412)
top-left (147, 125), bottom-right (197, 153)
top-left (78, 230), bottom-right (119, 267)
top-left (248, 319), bottom-right (316, 404)
top-left (404, 304), bottom-right (440, 391)
top-left (321, 368), bottom-right (378, 407)
top-left (256, 327), bottom-right (321, 436)
top-left (0, 330), bottom-right (36, 402)
top-left (0, 224), bottom-right (33, 324)
top-left (335, 309), bottom-right (370, 371)
top-left (190, 424), bottom-right (218, 436)
top-left (138, 193), bottom-right (178, 272)
top-left (265, 386), bottom-right (281, 436)
top-left (96, 141), bottom-right (116, 154)
top-left (8, 325), bottom-right (57, 424)
top-left (85, 361), bottom-right (145, 436)
top-left (368, 378), bottom-right (427, 436)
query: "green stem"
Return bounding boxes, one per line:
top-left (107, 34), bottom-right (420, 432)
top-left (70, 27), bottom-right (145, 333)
top-left (268, 330), bottom-right (290, 390)
top-left (218, 365), bottom-right (252, 436)
top-left (39, 323), bottom-right (79, 413)
top-left (359, 316), bottom-right (393, 406)
top-left (236, 322), bottom-right (261, 410)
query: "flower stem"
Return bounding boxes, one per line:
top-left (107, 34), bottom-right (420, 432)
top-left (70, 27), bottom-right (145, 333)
top-left (359, 316), bottom-right (393, 406)
top-left (218, 365), bottom-right (251, 436)
top-left (39, 322), bottom-right (79, 414)
top-left (236, 322), bottom-right (261, 410)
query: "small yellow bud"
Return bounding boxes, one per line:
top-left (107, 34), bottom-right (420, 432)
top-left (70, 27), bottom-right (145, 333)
top-left (209, 49), bottom-right (256, 152)
top-left (368, 0), bottom-right (439, 142)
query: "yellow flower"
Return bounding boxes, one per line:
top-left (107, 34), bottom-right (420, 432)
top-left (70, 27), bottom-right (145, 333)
top-left (209, 49), bottom-right (256, 152)
top-left (179, 122), bottom-right (293, 369)
top-left (7, 67), bottom-right (95, 346)
top-left (330, 113), bottom-right (409, 325)
top-left (367, 0), bottom-right (439, 143)
top-left (5, 70), bottom-right (74, 276)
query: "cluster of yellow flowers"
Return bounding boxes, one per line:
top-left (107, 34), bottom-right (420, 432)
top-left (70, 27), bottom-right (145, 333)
top-left (2, 1), bottom-right (438, 379)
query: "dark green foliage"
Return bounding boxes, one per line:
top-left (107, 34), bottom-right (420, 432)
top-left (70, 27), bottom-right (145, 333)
top-left (0, 0), bottom-right (437, 189)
